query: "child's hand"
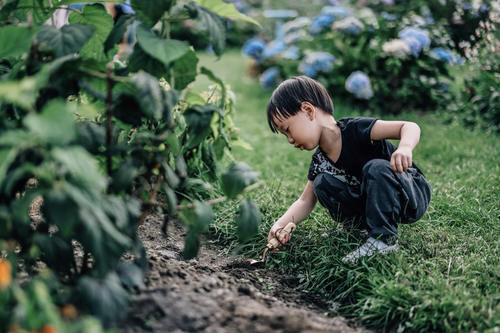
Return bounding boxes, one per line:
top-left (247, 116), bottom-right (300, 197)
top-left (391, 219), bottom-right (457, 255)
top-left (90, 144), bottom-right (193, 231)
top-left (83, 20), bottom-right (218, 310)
top-left (391, 145), bottom-right (413, 173)
top-left (267, 221), bottom-right (292, 250)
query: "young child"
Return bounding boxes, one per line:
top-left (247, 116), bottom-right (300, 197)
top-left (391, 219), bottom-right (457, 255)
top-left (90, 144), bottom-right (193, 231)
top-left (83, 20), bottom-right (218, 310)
top-left (266, 76), bottom-right (431, 264)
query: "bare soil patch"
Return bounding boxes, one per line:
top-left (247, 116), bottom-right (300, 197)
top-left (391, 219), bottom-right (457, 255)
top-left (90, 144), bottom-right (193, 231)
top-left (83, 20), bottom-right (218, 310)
top-left (118, 214), bottom-right (371, 333)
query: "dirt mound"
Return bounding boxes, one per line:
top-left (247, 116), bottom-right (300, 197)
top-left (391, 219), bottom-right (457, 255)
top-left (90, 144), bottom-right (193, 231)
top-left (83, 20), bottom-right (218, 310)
top-left (118, 215), bottom-right (370, 333)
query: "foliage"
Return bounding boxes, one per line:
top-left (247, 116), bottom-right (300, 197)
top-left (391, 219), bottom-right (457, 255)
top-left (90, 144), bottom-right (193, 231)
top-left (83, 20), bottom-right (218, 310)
top-left (448, 4), bottom-right (500, 133)
top-left (0, 0), bottom-right (260, 330)
top-left (241, 1), bottom-right (497, 114)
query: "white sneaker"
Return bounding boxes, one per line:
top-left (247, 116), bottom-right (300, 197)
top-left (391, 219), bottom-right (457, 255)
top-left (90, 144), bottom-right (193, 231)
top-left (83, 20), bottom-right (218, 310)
top-left (342, 237), bottom-right (399, 264)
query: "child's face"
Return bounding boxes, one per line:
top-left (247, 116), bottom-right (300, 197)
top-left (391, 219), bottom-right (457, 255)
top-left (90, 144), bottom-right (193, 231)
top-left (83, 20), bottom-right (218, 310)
top-left (273, 106), bottom-right (321, 151)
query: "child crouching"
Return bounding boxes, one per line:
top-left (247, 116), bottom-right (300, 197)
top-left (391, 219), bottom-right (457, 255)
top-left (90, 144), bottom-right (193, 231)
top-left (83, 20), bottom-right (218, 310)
top-left (266, 76), bottom-right (431, 264)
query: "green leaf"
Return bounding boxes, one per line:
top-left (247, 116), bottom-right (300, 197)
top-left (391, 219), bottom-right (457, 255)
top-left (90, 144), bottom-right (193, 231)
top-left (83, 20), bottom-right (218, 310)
top-left (163, 185), bottom-right (178, 215)
top-left (182, 230), bottom-right (199, 260)
top-left (164, 163), bottom-right (180, 189)
top-left (237, 198), bottom-right (261, 242)
top-left (116, 262), bottom-right (144, 289)
top-left (135, 24), bottom-right (190, 67)
top-left (35, 24), bottom-right (95, 58)
top-left (131, 0), bottom-right (174, 26)
top-left (131, 71), bottom-right (164, 120)
top-left (52, 147), bottom-right (107, 192)
top-left (77, 273), bottom-right (129, 326)
top-left (0, 148), bottom-right (19, 187)
top-left (0, 76), bottom-right (38, 109)
top-left (221, 162), bottom-right (259, 199)
top-left (110, 159), bottom-right (139, 193)
top-left (76, 122), bottom-right (106, 154)
top-left (128, 43), bottom-right (167, 78)
top-left (104, 13), bottom-right (135, 53)
top-left (0, 26), bottom-right (37, 60)
top-left (179, 200), bottom-right (213, 234)
top-left (193, 0), bottom-right (260, 26)
top-left (42, 188), bottom-right (78, 238)
top-left (24, 99), bottom-right (76, 144)
top-left (184, 104), bottom-right (216, 148)
top-left (171, 48), bottom-right (199, 90)
top-left (188, 3), bottom-right (225, 56)
top-left (68, 4), bottom-right (114, 62)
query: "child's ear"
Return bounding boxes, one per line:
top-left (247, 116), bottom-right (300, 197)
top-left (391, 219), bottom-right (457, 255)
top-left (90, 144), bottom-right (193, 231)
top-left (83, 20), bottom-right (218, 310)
top-left (301, 102), bottom-right (315, 120)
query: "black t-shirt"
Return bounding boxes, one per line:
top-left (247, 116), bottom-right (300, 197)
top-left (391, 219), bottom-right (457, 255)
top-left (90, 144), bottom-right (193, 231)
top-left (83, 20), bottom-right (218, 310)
top-left (308, 117), bottom-right (415, 185)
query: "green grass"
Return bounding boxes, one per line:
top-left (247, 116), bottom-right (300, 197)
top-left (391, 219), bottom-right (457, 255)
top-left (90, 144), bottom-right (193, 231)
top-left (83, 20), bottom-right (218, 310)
top-left (194, 49), bottom-right (500, 332)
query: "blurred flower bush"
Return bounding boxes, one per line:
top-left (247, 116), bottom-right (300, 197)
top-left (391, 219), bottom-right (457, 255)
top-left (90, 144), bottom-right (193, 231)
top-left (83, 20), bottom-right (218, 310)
top-left (241, 0), bottom-right (496, 115)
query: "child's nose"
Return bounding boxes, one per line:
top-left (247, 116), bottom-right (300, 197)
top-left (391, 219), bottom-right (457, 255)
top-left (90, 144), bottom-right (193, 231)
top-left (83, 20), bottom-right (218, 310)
top-left (287, 136), bottom-right (294, 144)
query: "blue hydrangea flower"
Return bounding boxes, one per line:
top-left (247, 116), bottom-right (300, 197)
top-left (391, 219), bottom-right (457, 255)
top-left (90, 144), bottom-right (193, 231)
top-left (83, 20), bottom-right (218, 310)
top-left (260, 67), bottom-right (280, 89)
top-left (478, 4), bottom-right (490, 15)
top-left (401, 37), bottom-right (422, 57)
top-left (333, 17), bottom-right (364, 35)
top-left (398, 27), bottom-right (430, 50)
top-left (284, 30), bottom-right (308, 44)
top-left (281, 46), bottom-right (300, 60)
top-left (283, 17), bottom-right (311, 35)
top-left (262, 40), bottom-right (287, 59)
top-left (381, 12), bottom-right (397, 21)
top-left (299, 52), bottom-right (336, 78)
top-left (310, 14), bottom-right (335, 35)
top-left (345, 71), bottom-right (373, 100)
top-left (321, 6), bottom-right (349, 19)
top-left (242, 38), bottom-right (266, 60)
top-left (429, 48), bottom-right (463, 65)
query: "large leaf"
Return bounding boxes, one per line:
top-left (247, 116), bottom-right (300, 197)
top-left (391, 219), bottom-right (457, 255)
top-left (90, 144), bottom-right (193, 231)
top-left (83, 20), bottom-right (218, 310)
top-left (104, 13), bottom-right (135, 53)
top-left (128, 43), bottom-right (167, 78)
top-left (131, 0), bottom-right (174, 27)
top-left (0, 148), bottom-right (19, 186)
top-left (135, 24), bottom-right (190, 67)
top-left (24, 99), bottom-right (76, 144)
top-left (221, 162), bottom-right (259, 199)
top-left (171, 48), bottom-right (199, 90)
top-left (187, 3), bottom-right (225, 56)
top-left (237, 199), bottom-right (261, 242)
top-left (52, 147), bottom-right (107, 192)
top-left (0, 76), bottom-right (38, 109)
top-left (68, 4), bottom-right (114, 61)
top-left (193, 0), bottom-right (260, 26)
top-left (131, 71), bottom-right (164, 120)
top-left (183, 104), bottom-right (216, 148)
top-left (0, 26), bottom-right (37, 60)
top-left (77, 273), bottom-right (129, 326)
top-left (35, 24), bottom-right (95, 58)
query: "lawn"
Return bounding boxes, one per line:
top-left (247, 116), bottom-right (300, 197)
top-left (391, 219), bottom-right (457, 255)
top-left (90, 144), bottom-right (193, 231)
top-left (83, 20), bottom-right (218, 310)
top-left (193, 49), bottom-right (500, 332)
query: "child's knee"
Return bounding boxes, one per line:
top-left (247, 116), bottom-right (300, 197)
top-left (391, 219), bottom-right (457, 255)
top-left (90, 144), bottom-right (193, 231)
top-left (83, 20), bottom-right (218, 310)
top-left (362, 159), bottom-right (392, 179)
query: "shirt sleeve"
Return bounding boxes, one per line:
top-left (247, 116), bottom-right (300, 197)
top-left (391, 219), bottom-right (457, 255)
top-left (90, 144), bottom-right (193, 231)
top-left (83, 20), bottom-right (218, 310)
top-left (352, 117), bottom-right (378, 146)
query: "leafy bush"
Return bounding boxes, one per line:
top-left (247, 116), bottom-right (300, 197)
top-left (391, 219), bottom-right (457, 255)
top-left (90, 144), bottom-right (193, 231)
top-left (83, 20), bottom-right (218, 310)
top-left (241, 2), bottom-right (497, 114)
top-left (0, 0), bottom-right (260, 330)
top-left (448, 3), bottom-right (500, 133)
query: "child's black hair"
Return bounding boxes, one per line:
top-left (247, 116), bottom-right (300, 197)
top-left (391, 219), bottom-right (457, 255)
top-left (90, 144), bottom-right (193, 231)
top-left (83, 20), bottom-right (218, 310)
top-left (267, 75), bottom-right (334, 133)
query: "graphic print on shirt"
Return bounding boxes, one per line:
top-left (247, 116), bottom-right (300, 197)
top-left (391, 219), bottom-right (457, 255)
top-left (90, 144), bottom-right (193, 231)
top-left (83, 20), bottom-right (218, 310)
top-left (308, 149), bottom-right (361, 187)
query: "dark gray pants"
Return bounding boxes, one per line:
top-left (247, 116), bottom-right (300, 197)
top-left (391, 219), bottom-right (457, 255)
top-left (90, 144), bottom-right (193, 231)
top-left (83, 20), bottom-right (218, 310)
top-left (313, 159), bottom-right (431, 242)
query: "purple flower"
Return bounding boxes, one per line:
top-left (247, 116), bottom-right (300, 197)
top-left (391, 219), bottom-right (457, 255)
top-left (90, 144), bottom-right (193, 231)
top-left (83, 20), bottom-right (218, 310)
top-left (260, 67), bottom-right (280, 89)
top-left (242, 38), bottom-right (266, 60)
top-left (345, 71), bottom-right (373, 100)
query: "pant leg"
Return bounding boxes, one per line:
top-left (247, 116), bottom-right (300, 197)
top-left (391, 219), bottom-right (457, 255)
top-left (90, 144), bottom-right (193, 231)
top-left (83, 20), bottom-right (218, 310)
top-left (361, 159), bottom-right (431, 242)
top-left (312, 173), bottom-right (366, 228)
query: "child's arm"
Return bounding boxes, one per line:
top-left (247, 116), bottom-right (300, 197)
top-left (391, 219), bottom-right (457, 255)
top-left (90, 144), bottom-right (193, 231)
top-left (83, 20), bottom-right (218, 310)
top-left (267, 180), bottom-right (317, 246)
top-left (370, 120), bottom-right (421, 174)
